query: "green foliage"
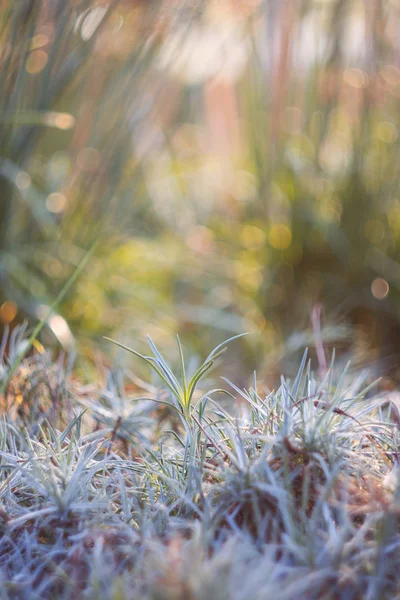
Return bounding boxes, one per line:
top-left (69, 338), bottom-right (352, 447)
top-left (2, 0), bottom-right (400, 377)
top-left (0, 0), bottom-right (164, 347)
top-left (105, 333), bottom-right (247, 420)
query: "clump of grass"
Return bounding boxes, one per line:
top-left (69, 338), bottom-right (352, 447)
top-left (0, 330), bottom-right (399, 599)
top-left (105, 333), bottom-right (247, 422)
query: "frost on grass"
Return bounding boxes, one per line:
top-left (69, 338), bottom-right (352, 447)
top-left (0, 327), bottom-right (400, 599)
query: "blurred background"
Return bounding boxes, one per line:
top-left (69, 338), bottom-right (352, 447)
top-left (1, 0), bottom-right (400, 383)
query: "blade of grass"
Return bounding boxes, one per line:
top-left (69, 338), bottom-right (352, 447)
top-left (0, 241), bottom-right (98, 396)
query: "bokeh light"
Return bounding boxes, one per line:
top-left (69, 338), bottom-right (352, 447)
top-left (26, 50), bottom-right (48, 74)
top-left (2, 0), bottom-right (400, 380)
top-left (371, 278), bottom-right (389, 300)
top-left (0, 302), bottom-right (18, 324)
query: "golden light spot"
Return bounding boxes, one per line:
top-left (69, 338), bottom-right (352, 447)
top-left (45, 112), bottom-right (75, 130)
top-left (240, 225), bottom-right (266, 249)
top-left (241, 269), bottom-right (263, 291)
top-left (77, 147), bottom-right (101, 171)
top-left (234, 260), bottom-right (263, 291)
top-left (364, 219), bottom-right (385, 245)
top-left (371, 278), bottom-right (389, 300)
top-left (32, 340), bottom-right (45, 354)
top-left (26, 50), bottom-right (48, 74)
top-left (0, 301), bottom-right (17, 324)
top-left (15, 171), bottom-right (31, 190)
top-left (30, 34), bottom-right (49, 50)
top-left (15, 394), bottom-right (24, 406)
top-left (376, 121), bottom-right (398, 144)
top-left (268, 224), bottom-right (292, 250)
top-left (46, 192), bottom-right (67, 213)
top-left (343, 68), bottom-right (367, 88)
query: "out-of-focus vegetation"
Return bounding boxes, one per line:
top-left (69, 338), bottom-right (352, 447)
top-left (1, 0), bottom-right (400, 379)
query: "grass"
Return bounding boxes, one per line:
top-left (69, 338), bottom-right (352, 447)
top-left (0, 0), bottom-right (166, 347)
top-left (104, 333), bottom-right (248, 422)
top-left (0, 328), bottom-right (399, 599)
top-left (1, 5), bottom-right (400, 597)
